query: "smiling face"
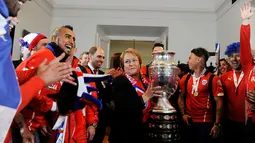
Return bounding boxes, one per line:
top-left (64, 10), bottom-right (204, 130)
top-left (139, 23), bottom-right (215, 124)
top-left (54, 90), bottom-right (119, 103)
top-left (80, 53), bottom-right (89, 66)
top-left (90, 48), bottom-right (105, 69)
top-left (56, 28), bottom-right (75, 56)
top-left (219, 60), bottom-right (231, 74)
top-left (229, 53), bottom-right (241, 70)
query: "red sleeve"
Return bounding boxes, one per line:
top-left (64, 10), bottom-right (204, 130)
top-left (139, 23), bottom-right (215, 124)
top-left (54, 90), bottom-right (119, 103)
top-left (17, 76), bottom-right (45, 113)
top-left (179, 74), bottom-right (188, 93)
top-left (16, 49), bottom-right (56, 113)
top-left (85, 88), bottom-right (99, 125)
top-left (212, 75), bottom-right (224, 97)
top-left (220, 73), bottom-right (227, 87)
top-left (240, 24), bottom-right (253, 73)
top-left (16, 68), bottom-right (37, 85)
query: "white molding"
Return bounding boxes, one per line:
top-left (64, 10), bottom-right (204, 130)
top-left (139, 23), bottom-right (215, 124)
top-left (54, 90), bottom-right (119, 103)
top-left (216, 0), bottom-right (239, 21)
top-left (33, 0), bottom-right (53, 16)
top-left (108, 36), bottom-right (158, 41)
top-left (53, 4), bottom-right (215, 13)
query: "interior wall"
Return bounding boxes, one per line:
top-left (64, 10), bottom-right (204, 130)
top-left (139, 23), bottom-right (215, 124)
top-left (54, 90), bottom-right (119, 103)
top-left (12, 0), bottom-right (52, 60)
top-left (110, 40), bottom-right (154, 66)
top-left (51, 8), bottom-right (217, 64)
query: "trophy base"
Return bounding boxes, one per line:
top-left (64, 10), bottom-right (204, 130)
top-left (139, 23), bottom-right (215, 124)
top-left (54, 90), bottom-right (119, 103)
top-left (148, 111), bottom-right (180, 143)
top-left (152, 109), bottom-right (177, 114)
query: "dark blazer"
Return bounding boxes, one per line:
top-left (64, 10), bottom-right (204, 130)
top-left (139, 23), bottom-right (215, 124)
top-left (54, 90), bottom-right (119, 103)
top-left (109, 75), bottom-right (149, 143)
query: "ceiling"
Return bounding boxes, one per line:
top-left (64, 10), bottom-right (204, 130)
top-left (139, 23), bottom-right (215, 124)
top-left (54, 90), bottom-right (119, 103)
top-left (98, 25), bottom-right (167, 37)
top-left (46, 0), bottom-right (227, 12)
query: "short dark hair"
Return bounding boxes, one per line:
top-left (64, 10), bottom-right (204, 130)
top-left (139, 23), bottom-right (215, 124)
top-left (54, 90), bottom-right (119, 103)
top-left (152, 43), bottom-right (164, 51)
top-left (89, 46), bottom-right (98, 55)
top-left (177, 63), bottom-right (190, 74)
top-left (79, 51), bottom-right (89, 59)
top-left (191, 47), bottom-right (209, 64)
top-left (62, 25), bottom-right (73, 31)
top-left (110, 53), bottom-right (122, 69)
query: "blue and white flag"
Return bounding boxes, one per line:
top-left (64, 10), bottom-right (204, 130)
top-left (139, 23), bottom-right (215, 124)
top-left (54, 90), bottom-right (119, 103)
top-left (0, 1), bottom-right (21, 142)
top-left (53, 73), bottom-right (111, 143)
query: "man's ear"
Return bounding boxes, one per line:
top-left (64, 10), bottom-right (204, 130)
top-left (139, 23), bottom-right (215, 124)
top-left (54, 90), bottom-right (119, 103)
top-left (51, 35), bottom-right (57, 42)
top-left (89, 53), bottom-right (93, 60)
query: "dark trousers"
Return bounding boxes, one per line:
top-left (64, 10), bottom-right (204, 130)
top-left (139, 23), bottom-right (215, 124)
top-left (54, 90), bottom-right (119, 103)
top-left (244, 118), bottom-right (255, 143)
top-left (183, 122), bottom-right (215, 143)
top-left (91, 110), bottom-right (108, 143)
top-left (223, 119), bottom-right (245, 143)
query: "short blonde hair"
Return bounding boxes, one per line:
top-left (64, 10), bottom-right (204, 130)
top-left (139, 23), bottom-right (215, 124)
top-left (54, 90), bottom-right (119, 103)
top-left (120, 48), bottom-right (142, 68)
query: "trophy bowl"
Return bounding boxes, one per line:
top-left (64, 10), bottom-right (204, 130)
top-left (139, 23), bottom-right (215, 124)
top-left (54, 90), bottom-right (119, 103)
top-left (149, 52), bottom-right (179, 113)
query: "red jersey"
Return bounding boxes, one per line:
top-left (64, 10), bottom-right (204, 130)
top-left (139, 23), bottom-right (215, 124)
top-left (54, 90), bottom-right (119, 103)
top-left (16, 48), bottom-right (61, 131)
top-left (179, 72), bottom-right (224, 122)
top-left (240, 24), bottom-right (255, 121)
top-left (63, 58), bottom-right (98, 143)
top-left (221, 71), bottom-right (246, 123)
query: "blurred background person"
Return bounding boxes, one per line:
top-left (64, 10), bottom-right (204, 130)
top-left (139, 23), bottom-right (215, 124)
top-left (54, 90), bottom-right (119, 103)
top-left (79, 51), bottom-right (89, 67)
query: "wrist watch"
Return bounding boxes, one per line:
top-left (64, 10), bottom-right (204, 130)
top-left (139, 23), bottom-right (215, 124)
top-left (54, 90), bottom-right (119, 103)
top-left (89, 123), bottom-right (97, 128)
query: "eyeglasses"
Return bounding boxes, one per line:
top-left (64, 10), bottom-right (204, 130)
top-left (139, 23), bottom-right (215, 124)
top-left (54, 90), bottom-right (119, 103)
top-left (124, 59), bottom-right (138, 64)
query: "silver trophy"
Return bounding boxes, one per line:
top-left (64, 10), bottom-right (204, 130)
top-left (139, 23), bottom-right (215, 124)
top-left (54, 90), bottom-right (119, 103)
top-left (149, 51), bottom-right (179, 113)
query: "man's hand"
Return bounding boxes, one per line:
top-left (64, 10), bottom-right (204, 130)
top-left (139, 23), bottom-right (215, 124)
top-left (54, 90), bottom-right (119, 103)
top-left (87, 125), bottom-right (96, 141)
top-left (105, 67), bottom-right (123, 78)
top-left (40, 125), bottom-right (52, 136)
top-left (20, 126), bottom-right (34, 143)
top-left (240, 1), bottom-right (254, 21)
top-left (182, 114), bottom-right (192, 126)
top-left (210, 125), bottom-right (221, 138)
top-left (36, 53), bottom-right (76, 86)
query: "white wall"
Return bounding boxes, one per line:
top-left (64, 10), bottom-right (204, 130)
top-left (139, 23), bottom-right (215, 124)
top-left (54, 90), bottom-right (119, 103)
top-left (12, 0), bottom-right (52, 60)
top-left (51, 8), bottom-right (217, 65)
top-left (216, 0), bottom-right (251, 58)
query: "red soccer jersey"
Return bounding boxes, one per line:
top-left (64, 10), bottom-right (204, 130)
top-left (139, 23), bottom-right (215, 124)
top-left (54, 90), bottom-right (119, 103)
top-left (240, 24), bottom-right (255, 120)
top-left (221, 71), bottom-right (246, 123)
top-left (179, 72), bottom-right (224, 123)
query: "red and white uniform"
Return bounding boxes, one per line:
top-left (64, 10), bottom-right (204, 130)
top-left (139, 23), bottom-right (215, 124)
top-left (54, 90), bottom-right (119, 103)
top-left (240, 24), bottom-right (255, 123)
top-left (179, 72), bottom-right (224, 123)
top-left (16, 48), bottom-right (61, 131)
top-left (221, 71), bottom-right (246, 123)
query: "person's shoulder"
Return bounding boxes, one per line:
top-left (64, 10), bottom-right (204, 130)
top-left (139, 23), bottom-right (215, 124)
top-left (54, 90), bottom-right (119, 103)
top-left (221, 71), bottom-right (232, 79)
top-left (98, 70), bottom-right (104, 74)
top-left (180, 73), bottom-right (190, 82)
top-left (113, 75), bottom-right (128, 85)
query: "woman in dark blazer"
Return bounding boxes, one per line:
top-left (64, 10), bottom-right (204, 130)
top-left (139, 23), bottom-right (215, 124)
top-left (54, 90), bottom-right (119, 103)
top-left (109, 48), bottom-right (162, 143)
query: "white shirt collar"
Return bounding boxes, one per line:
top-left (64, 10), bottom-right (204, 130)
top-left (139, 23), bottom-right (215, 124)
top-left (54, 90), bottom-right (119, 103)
top-left (88, 62), bottom-right (97, 74)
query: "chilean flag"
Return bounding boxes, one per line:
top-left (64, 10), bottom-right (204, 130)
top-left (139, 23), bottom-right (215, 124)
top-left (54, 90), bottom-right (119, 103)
top-left (0, 1), bottom-right (21, 142)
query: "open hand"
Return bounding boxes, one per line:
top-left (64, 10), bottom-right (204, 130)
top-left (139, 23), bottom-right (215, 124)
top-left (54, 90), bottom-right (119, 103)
top-left (240, 1), bottom-right (254, 20)
top-left (36, 53), bottom-right (76, 86)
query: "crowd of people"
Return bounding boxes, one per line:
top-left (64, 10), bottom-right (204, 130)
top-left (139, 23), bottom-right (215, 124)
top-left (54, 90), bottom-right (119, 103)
top-left (2, 0), bottom-right (255, 143)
